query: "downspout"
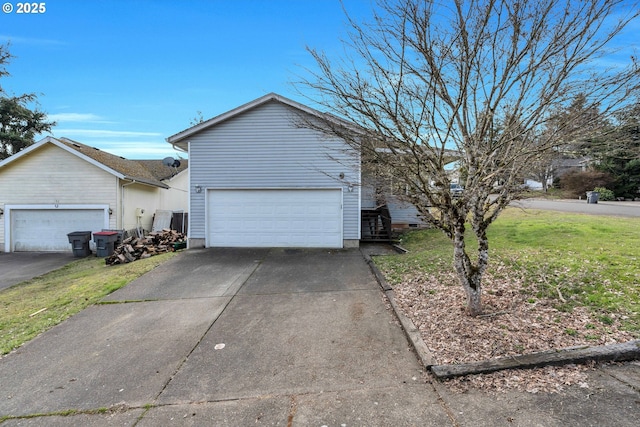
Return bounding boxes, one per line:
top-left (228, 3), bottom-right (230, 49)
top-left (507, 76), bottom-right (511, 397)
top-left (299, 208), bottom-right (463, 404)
top-left (168, 138), bottom-right (189, 242)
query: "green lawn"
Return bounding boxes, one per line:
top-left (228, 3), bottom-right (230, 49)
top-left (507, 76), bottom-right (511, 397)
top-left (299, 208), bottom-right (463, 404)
top-left (375, 208), bottom-right (640, 335)
top-left (0, 252), bottom-right (176, 355)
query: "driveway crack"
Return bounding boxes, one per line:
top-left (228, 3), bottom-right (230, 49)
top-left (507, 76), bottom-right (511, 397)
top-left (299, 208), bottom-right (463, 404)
top-left (150, 258), bottom-right (263, 402)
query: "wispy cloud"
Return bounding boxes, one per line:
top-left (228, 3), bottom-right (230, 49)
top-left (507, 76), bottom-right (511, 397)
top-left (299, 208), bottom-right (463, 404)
top-left (53, 129), bottom-right (163, 138)
top-left (47, 113), bottom-right (113, 124)
top-left (102, 143), bottom-right (185, 159)
top-left (0, 34), bottom-right (66, 46)
top-left (37, 130), bottom-right (181, 159)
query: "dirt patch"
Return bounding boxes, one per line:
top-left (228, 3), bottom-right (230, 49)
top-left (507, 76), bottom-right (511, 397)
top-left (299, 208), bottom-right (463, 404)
top-left (350, 302), bottom-right (366, 321)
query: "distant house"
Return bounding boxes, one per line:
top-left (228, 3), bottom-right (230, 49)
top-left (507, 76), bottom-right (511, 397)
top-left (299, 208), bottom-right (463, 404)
top-left (0, 137), bottom-right (188, 252)
top-left (166, 93), bottom-right (429, 249)
top-left (553, 156), bottom-right (592, 177)
top-left (523, 156), bottom-right (591, 190)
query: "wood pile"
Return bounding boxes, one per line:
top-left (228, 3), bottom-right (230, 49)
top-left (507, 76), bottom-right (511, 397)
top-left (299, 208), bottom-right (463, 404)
top-left (105, 229), bottom-right (186, 265)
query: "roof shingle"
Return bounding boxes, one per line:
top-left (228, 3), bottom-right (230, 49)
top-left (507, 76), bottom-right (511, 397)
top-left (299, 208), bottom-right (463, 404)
top-left (57, 138), bottom-right (171, 188)
top-left (136, 159), bottom-right (188, 181)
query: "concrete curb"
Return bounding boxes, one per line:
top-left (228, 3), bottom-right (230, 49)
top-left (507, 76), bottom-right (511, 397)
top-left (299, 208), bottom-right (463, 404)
top-left (432, 340), bottom-right (640, 379)
top-left (361, 248), bottom-right (640, 380)
top-left (384, 288), bottom-right (438, 367)
top-left (362, 252), bottom-right (392, 292)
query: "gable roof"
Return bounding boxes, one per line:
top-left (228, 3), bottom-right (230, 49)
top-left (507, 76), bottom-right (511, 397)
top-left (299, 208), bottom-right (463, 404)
top-left (166, 92), bottom-right (357, 151)
top-left (0, 136), bottom-right (169, 189)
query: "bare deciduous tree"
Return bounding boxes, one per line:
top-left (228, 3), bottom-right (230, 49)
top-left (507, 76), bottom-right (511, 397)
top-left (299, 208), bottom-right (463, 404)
top-left (299, 0), bottom-right (640, 315)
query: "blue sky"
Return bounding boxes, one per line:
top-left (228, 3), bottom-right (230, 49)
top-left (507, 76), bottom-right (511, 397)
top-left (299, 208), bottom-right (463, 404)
top-left (1, 1), bottom-right (638, 160)
top-left (0, 0), bottom-right (372, 159)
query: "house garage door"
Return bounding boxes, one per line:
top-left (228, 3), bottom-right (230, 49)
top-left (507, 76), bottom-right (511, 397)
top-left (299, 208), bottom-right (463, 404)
top-left (207, 189), bottom-right (342, 248)
top-left (11, 209), bottom-right (106, 252)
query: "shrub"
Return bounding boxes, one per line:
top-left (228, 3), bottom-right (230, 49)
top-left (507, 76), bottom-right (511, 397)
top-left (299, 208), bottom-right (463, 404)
top-left (559, 170), bottom-right (615, 198)
top-left (594, 187), bottom-right (615, 201)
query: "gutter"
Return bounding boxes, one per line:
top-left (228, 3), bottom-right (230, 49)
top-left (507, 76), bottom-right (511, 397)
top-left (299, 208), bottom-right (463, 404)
top-left (168, 139), bottom-right (188, 155)
top-left (123, 176), bottom-right (169, 189)
top-left (166, 133), bottom-right (188, 155)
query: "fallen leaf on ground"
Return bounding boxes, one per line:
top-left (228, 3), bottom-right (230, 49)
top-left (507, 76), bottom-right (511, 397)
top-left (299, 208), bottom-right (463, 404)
top-left (385, 262), bottom-right (633, 393)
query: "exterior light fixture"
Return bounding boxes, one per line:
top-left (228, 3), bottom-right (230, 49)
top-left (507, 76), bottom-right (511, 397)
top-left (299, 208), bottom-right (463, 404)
top-left (195, 185), bottom-right (202, 193)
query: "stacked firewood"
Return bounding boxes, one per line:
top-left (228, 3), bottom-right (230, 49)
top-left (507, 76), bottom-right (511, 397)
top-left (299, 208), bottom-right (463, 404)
top-left (105, 229), bottom-right (186, 265)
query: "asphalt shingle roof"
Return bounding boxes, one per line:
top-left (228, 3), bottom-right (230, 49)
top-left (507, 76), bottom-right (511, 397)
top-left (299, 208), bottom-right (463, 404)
top-left (57, 138), bottom-right (172, 188)
top-left (136, 159), bottom-right (188, 181)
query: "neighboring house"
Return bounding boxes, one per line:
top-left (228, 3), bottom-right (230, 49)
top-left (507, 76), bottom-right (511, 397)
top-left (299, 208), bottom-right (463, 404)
top-left (137, 160), bottom-right (189, 214)
top-left (167, 93), bottom-right (361, 248)
top-left (166, 92), bottom-right (429, 249)
top-left (0, 136), bottom-right (188, 252)
top-left (523, 156), bottom-right (591, 190)
top-left (553, 156), bottom-right (592, 178)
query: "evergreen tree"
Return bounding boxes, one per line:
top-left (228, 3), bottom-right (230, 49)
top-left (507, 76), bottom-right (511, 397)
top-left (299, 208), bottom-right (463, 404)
top-left (0, 43), bottom-right (55, 160)
top-left (598, 102), bottom-right (640, 198)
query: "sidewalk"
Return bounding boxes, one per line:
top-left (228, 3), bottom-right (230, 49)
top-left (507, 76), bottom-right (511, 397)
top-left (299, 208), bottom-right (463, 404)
top-left (0, 248), bottom-right (638, 426)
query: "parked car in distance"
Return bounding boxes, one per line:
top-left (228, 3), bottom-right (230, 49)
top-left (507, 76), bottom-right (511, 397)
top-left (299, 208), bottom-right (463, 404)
top-left (450, 183), bottom-right (464, 197)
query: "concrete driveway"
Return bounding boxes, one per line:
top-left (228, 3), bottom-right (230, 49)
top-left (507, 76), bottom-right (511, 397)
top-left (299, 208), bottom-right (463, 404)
top-left (1, 247), bottom-right (638, 426)
top-left (0, 248), bottom-right (446, 425)
top-left (0, 252), bottom-right (75, 291)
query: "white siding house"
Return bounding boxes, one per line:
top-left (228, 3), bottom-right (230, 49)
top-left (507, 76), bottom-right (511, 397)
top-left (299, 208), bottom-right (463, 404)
top-left (0, 137), bottom-right (188, 252)
top-left (157, 169), bottom-right (188, 212)
top-left (167, 93), bottom-right (361, 248)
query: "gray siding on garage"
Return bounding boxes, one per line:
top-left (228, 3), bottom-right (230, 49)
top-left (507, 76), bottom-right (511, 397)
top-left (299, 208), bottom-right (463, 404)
top-left (188, 100), bottom-right (360, 243)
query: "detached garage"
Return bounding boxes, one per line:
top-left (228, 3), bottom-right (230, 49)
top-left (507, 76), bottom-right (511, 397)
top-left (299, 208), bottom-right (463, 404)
top-left (167, 93), bottom-right (361, 249)
top-left (8, 206), bottom-right (108, 252)
top-left (0, 136), bottom-right (186, 252)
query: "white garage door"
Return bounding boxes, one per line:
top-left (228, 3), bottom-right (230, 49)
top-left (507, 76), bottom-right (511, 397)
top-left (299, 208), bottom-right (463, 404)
top-left (11, 209), bottom-right (106, 252)
top-left (207, 189), bottom-right (342, 248)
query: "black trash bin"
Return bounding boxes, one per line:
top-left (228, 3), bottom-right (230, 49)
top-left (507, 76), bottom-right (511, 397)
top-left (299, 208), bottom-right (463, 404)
top-left (101, 229), bottom-right (124, 247)
top-left (93, 231), bottom-right (119, 257)
top-left (586, 191), bottom-right (600, 204)
top-left (67, 231), bottom-right (92, 257)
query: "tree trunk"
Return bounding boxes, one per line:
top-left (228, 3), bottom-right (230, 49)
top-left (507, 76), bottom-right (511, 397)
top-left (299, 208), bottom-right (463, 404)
top-left (452, 221), bottom-right (489, 316)
top-left (542, 169), bottom-right (551, 193)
